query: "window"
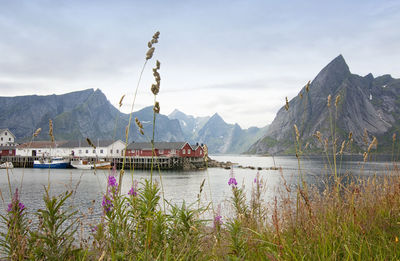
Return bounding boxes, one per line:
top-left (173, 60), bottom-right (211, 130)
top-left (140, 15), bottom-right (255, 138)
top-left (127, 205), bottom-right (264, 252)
top-left (86, 150), bottom-right (89, 153)
top-left (159, 149), bottom-right (164, 154)
top-left (188, 149), bottom-right (191, 154)
top-left (4, 132), bottom-right (7, 135)
top-left (100, 149), bottom-right (103, 153)
top-left (93, 149), bottom-right (96, 153)
top-left (182, 149), bottom-right (186, 154)
top-left (8, 138), bottom-right (11, 141)
top-left (200, 150), bottom-right (202, 155)
top-left (116, 149), bottom-right (119, 154)
top-left (110, 149), bottom-right (113, 154)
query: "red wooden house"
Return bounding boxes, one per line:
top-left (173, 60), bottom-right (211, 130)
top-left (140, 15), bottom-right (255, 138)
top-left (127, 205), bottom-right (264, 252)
top-left (126, 142), bottom-right (205, 158)
top-left (0, 146), bottom-right (16, 156)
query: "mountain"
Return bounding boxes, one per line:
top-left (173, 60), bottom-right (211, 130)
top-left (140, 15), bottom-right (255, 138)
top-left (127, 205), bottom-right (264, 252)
top-left (249, 55), bottom-right (400, 154)
top-left (0, 89), bottom-right (185, 143)
top-left (168, 109), bottom-right (210, 143)
top-left (169, 111), bottom-right (268, 154)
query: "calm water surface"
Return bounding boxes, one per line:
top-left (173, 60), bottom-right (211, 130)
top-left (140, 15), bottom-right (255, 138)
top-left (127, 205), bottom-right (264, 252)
top-left (0, 155), bottom-right (396, 222)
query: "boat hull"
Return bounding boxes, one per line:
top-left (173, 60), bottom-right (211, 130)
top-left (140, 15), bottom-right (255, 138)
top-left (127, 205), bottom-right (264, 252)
top-left (33, 162), bottom-right (69, 169)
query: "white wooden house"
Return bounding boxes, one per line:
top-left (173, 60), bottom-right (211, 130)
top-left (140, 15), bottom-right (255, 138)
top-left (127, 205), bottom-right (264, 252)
top-left (59, 140), bottom-right (126, 157)
top-left (16, 139), bottom-right (126, 158)
top-left (0, 129), bottom-right (16, 147)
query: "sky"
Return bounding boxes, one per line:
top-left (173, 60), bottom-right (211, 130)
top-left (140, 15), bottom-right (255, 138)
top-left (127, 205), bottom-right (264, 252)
top-left (0, 0), bottom-right (399, 129)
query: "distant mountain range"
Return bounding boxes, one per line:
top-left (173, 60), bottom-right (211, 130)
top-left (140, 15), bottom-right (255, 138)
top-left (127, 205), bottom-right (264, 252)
top-left (0, 89), bottom-right (267, 154)
top-left (169, 110), bottom-right (268, 154)
top-left (248, 55), bottom-right (400, 154)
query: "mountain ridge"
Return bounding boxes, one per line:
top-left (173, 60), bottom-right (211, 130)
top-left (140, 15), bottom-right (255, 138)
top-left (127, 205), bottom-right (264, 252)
top-left (248, 55), bottom-right (400, 155)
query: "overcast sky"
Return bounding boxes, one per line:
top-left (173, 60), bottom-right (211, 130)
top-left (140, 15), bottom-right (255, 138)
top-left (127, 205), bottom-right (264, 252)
top-left (1, 0), bottom-right (399, 128)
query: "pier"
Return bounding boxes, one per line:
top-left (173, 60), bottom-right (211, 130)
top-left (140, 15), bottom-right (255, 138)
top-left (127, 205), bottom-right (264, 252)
top-left (0, 155), bottom-right (206, 170)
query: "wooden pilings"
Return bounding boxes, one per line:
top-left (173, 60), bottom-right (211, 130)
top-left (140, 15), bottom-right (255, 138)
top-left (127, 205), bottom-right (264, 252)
top-left (0, 156), bottom-right (206, 170)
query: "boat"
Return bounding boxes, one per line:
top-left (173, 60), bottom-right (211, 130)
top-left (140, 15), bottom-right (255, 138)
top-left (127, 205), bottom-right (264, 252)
top-left (0, 162), bottom-right (13, 169)
top-left (71, 158), bottom-right (111, 170)
top-left (33, 157), bottom-right (70, 169)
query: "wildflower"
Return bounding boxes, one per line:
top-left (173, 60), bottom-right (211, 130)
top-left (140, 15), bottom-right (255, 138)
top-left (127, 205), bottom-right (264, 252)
top-left (108, 175), bottom-right (118, 188)
top-left (102, 175), bottom-right (119, 214)
top-left (128, 180), bottom-right (138, 197)
top-left (90, 225), bottom-right (98, 233)
top-left (7, 188), bottom-right (25, 214)
top-left (214, 215), bottom-right (222, 227)
top-left (228, 177), bottom-right (237, 187)
top-left (214, 204), bottom-right (222, 229)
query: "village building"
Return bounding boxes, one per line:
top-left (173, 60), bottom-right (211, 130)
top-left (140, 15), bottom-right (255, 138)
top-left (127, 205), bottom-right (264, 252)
top-left (60, 139), bottom-right (126, 158)
top-left (16, 139), bottom-right (126, 158)
top-left (0, 128), bottom-right (16, 147)
top-left (126, 142), bottom-right (204, 158)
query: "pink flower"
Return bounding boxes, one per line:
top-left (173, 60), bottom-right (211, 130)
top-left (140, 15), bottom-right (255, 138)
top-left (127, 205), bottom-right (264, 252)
top-left (228, 177), bottom-right (237, 187)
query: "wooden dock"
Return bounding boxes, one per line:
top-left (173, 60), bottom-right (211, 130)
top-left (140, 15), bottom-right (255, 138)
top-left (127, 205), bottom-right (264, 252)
top-left (0, 156), bottom-right (206, 170)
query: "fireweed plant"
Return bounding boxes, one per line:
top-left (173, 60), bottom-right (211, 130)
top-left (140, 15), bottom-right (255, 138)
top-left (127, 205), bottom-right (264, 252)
top-left (1, 33), bottom-right (400, 260)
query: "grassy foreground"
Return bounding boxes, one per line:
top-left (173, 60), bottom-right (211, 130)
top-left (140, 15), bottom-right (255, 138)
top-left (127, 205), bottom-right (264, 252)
top-left (2, 165), bottom-right (400, 260)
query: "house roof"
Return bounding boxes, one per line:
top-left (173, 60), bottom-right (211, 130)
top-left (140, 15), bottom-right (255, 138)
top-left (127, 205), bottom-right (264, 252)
top-left (17, 141), bottom-right (68, 149)
top-left (127, 142), bottom-right (187, 150)
top-left (0, 129), bottom-right (16, 139)
top-left (58, 139), bottom-right (125, 148)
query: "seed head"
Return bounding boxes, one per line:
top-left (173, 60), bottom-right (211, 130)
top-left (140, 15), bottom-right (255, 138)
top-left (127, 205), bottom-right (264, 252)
top-left (327, 95), bottom-right (331, 107)
top-left (86, 138), bottom-right (96, 149)
top-left (156, 60), bottom-right (161, 69)
top-left (363, 129), bottom-right (368, 145)
top-left (147, 41), bottom-right (152, 48)
top-left (294, 124), bottom-right (300, 142)
top-left (48, 119), bottom-right (54, 142)
top-left (363, 152), bottom-right (368, 162)
top-left (119, 94), bottom-right (125, 108)
top-left (306, 80), bottom-right (310, 92)
top-left (151, 84), bottom-right (159, 95)
top-left (348, 132), bottom-right (353, 140)
top-left (285, 97), bottom-right (289, 111)
top-left (33, 128), bottom-right (42, 137)
top-left (135, 117), bottom-right (143, 129)
top-left (153, 101), bottom-right (160, 114)
top-left (335, 95), bottom-right (341, 107)
top-left (146, 47), bottom-right (155, 60)
top-left (339, 140), bottom-right (346, 155)
top-left (367, 136), bottom-right (377, 153)
top-left (393, 133), bottom-right (396, 143)
top-left (313, 131), bottom-right (322, 142)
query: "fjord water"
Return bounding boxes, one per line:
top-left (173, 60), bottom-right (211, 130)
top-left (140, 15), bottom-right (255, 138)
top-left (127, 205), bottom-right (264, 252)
top-left (0, 155), bottom-right (395, 220)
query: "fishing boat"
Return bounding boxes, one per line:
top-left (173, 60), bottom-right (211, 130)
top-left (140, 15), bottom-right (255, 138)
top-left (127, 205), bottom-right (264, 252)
top-left (0, 162), bottom-right (13, 169)
top-left (33, 157), bottom-right (70, 169)
top-left (71, 158), bottom-right (111, 170)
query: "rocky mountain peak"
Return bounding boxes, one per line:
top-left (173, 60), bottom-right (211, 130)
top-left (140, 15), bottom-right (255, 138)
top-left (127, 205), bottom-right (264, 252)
top-left (311, 54), bottom-right (351, 94)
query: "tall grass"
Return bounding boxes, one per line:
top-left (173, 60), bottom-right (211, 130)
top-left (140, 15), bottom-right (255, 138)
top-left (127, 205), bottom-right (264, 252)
top-left (1, 33), bottom-right (400, 260)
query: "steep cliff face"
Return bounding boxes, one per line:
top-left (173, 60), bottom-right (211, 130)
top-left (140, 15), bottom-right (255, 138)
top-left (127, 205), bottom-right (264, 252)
top-left (0, 89), bottom-right (185, 143)
top-left (249, 55), bottom-right (400, 154)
